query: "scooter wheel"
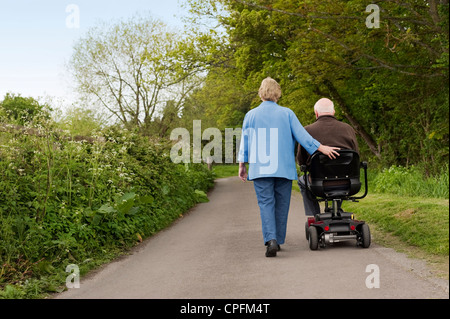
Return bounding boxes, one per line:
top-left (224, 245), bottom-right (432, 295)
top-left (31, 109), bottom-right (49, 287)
top-left (361, 223), bottom-right (371, 248)
top-left (308, 226), bottom-right (319, 250)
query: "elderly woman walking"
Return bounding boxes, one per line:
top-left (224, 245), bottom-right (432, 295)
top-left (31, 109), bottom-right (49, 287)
top-left (238, 77), bottom-right (339, 257)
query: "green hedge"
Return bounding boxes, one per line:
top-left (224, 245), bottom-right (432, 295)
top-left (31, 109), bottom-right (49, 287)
top-left (0, 125), bottom-right (214, 298)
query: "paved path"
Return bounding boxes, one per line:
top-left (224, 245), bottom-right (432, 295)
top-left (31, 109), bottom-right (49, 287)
top-left (55, 177), bottom-right (448, 299)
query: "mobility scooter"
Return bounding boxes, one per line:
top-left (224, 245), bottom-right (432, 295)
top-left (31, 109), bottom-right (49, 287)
top-left (301, 150), bottom-right (371, 250)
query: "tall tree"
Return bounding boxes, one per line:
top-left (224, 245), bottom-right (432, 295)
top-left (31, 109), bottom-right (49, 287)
top-left (184, 0), bottom-right (449, 171)
top-left (69, 15), bottom-right (198, 134)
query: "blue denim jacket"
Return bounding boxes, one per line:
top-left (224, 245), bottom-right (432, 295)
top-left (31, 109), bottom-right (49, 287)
top-left (238, 101), bottom-right (320, 180)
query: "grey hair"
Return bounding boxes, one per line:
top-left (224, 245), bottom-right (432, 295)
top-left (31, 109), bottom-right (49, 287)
top-left (314, 98), bottom-right (335, 114)
top-left (258, 77), bottom-right (282, 102)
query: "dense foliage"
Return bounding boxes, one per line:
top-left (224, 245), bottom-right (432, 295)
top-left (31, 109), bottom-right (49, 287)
top-left (372, 164), bottom-right (449, 199)
top-left (0, 102), bottom-right (214, 297)
top-left (182, 0), bottom-right (449, 175)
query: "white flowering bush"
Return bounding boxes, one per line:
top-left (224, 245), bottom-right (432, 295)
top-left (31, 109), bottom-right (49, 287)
top-left (0, 118), bottom-right (214, 298)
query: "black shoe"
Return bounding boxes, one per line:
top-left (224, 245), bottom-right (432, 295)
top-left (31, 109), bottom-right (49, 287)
top-left (265, 239), bottom-right (278, 257)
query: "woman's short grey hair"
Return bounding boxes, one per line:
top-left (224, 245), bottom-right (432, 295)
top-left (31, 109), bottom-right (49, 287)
top-left (258, 77), bottom-right (282, 102)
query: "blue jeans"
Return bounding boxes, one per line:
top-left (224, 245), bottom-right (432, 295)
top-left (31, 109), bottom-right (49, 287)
top-left (253, 177), bottom-right (292, 245)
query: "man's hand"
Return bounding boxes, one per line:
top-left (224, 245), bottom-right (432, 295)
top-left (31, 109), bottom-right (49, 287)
top-left (317, 145), bottom-right (341, 159)
top-left (239, 162), bottom-right (248, 182)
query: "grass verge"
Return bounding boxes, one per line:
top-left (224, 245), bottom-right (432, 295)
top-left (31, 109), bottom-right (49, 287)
top-left (344, 194), bottom-right (449, 278)
top-left (344, 194), bottom-right (449, 256)
top-left (212, 164), bottom-right (239, 179)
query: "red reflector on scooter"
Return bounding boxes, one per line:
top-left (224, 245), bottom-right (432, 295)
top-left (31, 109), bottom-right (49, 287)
top-left (350, 225), bottom-right (356, 231)
top-left (324, 226), bottom-right (329, 231)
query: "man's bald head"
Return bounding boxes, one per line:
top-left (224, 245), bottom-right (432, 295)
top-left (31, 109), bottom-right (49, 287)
top-left (314, 98), bottom-right (335, 118)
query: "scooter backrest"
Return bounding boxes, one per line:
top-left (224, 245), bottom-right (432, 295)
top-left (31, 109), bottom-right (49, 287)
top-left (308, 149), bottom-right (361, 198)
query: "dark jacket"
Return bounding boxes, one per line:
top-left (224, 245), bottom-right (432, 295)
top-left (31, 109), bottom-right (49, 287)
top-left (296, 115), bottom-right (359, 165)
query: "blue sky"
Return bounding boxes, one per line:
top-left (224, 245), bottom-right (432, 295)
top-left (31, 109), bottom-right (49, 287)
top-left (0, 0), bottom-right (188, 104)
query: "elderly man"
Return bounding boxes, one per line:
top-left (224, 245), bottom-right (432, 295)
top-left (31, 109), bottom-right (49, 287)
top-left (238, 78), bottom-right (340, 257)
top-left (297, 98), bottom-right (359, 217)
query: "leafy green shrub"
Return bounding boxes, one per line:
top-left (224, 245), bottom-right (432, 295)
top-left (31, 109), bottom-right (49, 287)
top-left (0, 122), bottom-right (214, 298)
top-left (0, 93), bottom-right (50, 125)
top-left (373, 165), bottom-right (449, 199)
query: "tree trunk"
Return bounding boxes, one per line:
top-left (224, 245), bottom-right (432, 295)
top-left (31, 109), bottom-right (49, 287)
top-left (429, 0), bottom-right (441, 27)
